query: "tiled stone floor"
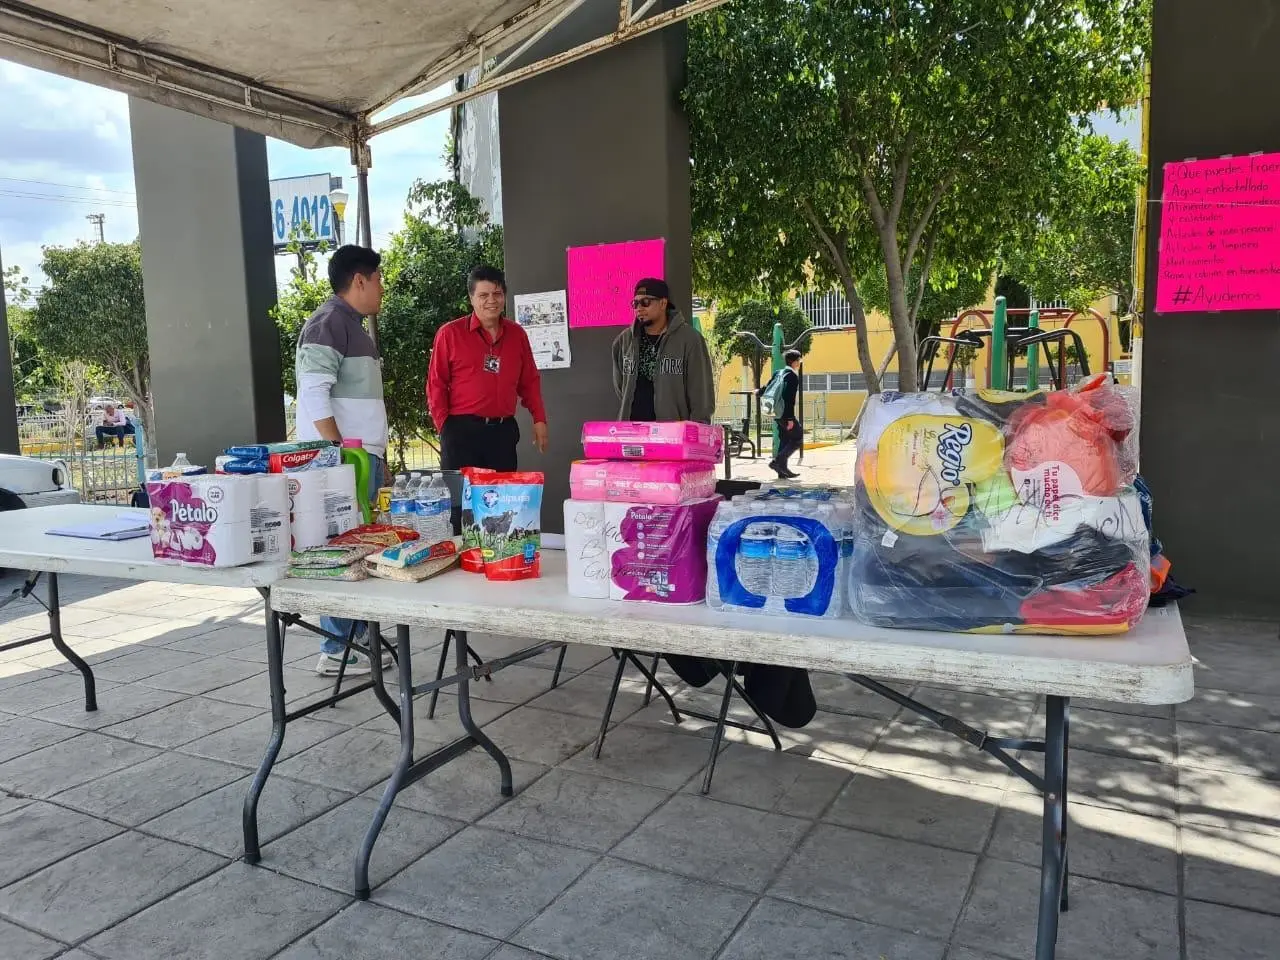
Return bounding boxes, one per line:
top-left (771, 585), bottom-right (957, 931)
top-left (0, 573), bottom-right (1277, 960)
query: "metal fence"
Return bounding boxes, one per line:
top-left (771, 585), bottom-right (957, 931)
top-left (18, 412), bottom-right (146, 505)
top-left (796, 290), bottom-right (856, 329)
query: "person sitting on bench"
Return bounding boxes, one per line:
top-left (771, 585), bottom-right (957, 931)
top-left (95, 405), bottom-right (134, 448)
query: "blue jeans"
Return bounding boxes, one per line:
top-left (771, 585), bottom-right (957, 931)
top-left (320, 453), bottom-right (383, 655)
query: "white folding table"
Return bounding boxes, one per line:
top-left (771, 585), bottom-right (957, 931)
top-left (264, 549), bottom-right (1194, 960)
top-left (0, 504), bottom-right (286, 713)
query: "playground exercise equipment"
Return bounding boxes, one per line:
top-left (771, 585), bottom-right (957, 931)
top-left (920, 297), bottom-right (1103, 392)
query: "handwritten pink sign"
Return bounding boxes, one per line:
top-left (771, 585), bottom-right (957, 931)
top-left (1156, 152), bottom-right (1280, 312)
top-left (567, 238), bottom-right (665, 328)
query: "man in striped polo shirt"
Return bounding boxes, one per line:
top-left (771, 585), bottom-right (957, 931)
top-left (295, 245), bottom-right (389, 675)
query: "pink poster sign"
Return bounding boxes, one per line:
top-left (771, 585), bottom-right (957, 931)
top-left (567, 238), bottom-right (665, 328)
top-left (1156, 152), bottom-right (1280, 312)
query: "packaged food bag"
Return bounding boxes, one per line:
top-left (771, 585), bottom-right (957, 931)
top-left (469, 471), bottom-right (544, 581)
top-left (460, 468), bottom-right (497, 572)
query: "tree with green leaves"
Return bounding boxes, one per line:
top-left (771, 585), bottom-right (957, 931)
top-left (686, 0), bottom-right (1148, 393)
top-left (271, 237), bottom-right (333, 400)
top-left (377, 179), bottom-right (503, 470)
top-left (27, 241), bottom-right (152, 439)
top-left (4, 264), bottom-right (55, 403)
top-left (1001, 133), bottom-right (1144, 317)
top-left (716, 298), bottom-right (813, 391)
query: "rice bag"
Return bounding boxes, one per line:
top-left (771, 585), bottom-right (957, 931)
top-left (371, 537), bottom-right (459, 570)
top-left (287, 562), bottom-right (369, 581)
top-left (289, 543), bottom-right (380, 568)
top-left (460, 468), bottom-right (498, 572)
top-left (363, 552), bottom-right (459, 582)
top-left (469, 471), bottom-right (544, 581)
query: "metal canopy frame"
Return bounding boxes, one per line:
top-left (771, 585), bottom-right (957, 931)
top-left (0, 0), bottom-right (729, 154)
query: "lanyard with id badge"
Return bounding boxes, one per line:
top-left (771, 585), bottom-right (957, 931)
top-left (483, 353), bottom-right (501, 374)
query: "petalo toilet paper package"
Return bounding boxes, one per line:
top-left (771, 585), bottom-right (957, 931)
top-left (146, 475), bottom-right (255, 567)
top-left (605, 497), bottom-right (720, 603)
top-left (581, 421), bottom-right (723, 463)
top-left (569, 460), bottom-right (717, 505)
top-left (563, 500), bottom-right (622, 599)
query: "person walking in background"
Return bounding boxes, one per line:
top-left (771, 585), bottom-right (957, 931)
top-left (612, 279), bottom-right (715, 424)
top-left (427, 265), bottom-right (548, 470)
top-left (295, 244), bottom-right (389, 676)
top-left (765, 349), bottom-right (804, 479)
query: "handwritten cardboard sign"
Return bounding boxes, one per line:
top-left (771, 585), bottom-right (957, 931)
top-left (566, 238), bottom-right (665, 329)
top-left (1156, 152), bottom-right (1280, 312)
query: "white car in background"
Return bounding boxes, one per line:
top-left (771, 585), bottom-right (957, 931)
top-left (0, 453), bottom-right (81, 509)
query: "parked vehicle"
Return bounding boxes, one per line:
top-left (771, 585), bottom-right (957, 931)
top-left (0, 453), bottom-right (82, 509)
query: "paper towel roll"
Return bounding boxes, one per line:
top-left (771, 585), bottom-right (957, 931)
top-left (325, 464), bottom-right (357, 502)
top-left (563, 499), bottom-right (614, 599)
top-left (287, 470), bottom-right (328, 516)
top-left (291, 509), bottom-right (331, 551)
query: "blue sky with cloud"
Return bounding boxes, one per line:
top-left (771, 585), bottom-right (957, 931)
top-left (0, 61), bottom-right (450, 290)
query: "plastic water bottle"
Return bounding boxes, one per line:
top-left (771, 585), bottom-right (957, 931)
top-left (705, 508), bottom-right (733, 609)
top-left (773, 524), bottom-right (817, 599)
top-left (170, 452), bottom-right (192, 470)
top-left (415, 472), bottom-right (452, 543)
top-left (737, 522), bottom-right (775, 597)
top-left (388, 474), bottom-right (415, 528)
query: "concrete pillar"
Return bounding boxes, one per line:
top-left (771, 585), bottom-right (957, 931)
top-left (129, 98), bottom-right (284, 469)
top-left (499, 0), bottom-right (691, 531)
top-left (0, 243), bottom-right (18, 455)
top-left (1142, 0), bottom-right (1280, 616)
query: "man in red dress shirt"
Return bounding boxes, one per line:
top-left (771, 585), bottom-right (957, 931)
top-left (427, 265), bottom-right (549, 470)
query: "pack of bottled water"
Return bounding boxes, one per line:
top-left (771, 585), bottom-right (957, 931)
top-left (388, 472), bottom-right (453, 544)
top-left (706, 487), bottom-right (855, 619)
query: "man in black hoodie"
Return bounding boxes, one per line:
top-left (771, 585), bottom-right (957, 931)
top-left (612, 279), bottom-right (716, 423)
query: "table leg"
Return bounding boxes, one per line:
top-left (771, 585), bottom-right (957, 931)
top-left (356, 624), bottom-right (414, 900)
top-left (243, 607), bottom-right (287, 863)
top-left (700, 661), bottom-right (737, 795)
top-left (550, 644), bottom-right (568, 689)
top-left (45, 573), bottom-right (96, 712)
top-left (426, 630), bottom-right (451, 720)
top-left (454, 629), bottom-right (513, 797)
top-left (366, 622), bottom-right (402, 726)
top-left (1035, 695), bottom-right (1070, 960)
top-left (1061, 701), bottom-right (1071, 912)
top-left (594, 649), bottom-right (629, 759)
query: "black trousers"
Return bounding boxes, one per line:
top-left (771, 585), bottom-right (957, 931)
top-left (774, 418), bottom-right (803, 466)
top-left (440, 415), bottom-right (519, 471)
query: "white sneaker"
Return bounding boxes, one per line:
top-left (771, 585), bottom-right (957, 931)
top-left (315, 649), bottom-right (393, 676)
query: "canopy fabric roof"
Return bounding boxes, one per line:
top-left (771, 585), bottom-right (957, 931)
top-left (0, 0), bottom-right (724, 151)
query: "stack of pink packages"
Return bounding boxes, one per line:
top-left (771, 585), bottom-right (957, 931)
top-left (565, 422), bottom-right (723, 604)
top-left (569, 421), bottom-right (721, 504)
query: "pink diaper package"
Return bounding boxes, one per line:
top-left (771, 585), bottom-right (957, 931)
top-left (581, 421), bottom-right (724, 463)
top-left (569, 460), bottom-right (717, 505)
top-left (607, 497), bottom-right (721, 603)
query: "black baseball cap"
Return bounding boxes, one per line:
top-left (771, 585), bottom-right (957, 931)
top-left (634, 278), bottom-right (670, 301)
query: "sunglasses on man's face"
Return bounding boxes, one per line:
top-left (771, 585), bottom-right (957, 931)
top-left (632, 297), bottom-right (661, 309)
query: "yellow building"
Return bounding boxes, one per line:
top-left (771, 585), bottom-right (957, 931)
top-left (706, 290), bottom-right (1124, 429)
